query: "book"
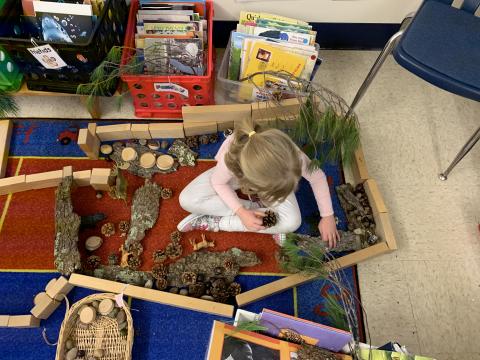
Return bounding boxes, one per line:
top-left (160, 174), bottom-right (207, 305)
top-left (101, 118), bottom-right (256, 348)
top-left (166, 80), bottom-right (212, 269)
top-left (239, 11), bottom-right (309, 26)
top-left (205, 321), bottom-right (300, 360)
top-left (237, 24), bottom-right (315, 46)
top-left (259, 308), bottom-right (353, 352)
top-left (32, 0), bottom-right (93, 16)
top-left (143, 37), bottom-right (204, 75)
top-left (358, 349), bottom-right (437, 360)
top-left (37, 12), bottom-right (94, 43)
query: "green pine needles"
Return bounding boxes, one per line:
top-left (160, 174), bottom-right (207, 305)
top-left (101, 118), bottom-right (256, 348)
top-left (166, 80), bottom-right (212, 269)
top-left (290, 94), bottom-right (360, 171)
top-left (324, 294), bottom-right (349, 331)
top-left (0, 91), bottom-right (19, 118)
top-left (76, 46), bottom-right (143, 113)
top-left (278, 233), bottom-right (329, 278)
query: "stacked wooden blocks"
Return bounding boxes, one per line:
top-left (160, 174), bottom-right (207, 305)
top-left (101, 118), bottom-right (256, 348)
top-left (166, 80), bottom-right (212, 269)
top-left (0, 276), bottom-right (73, 328)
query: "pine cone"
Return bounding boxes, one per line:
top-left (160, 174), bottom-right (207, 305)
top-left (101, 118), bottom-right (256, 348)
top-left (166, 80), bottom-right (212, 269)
top-left (228, 282), bottom-right (242, 296)
top-left (152, 249), bottom-right (167, 263)
top-left (170, 230), bottom-right (182, 244)
top-left (101, 222), bottom-right (115, 237)
top-left (165, 243), bottom-right (182, 260)
top-left (185, 136), bottom-right (199, 149)
top-left (181, 272), bottom-right (197, 285)
top-left (127, 242), bottom-right (143, 256)
top-left (199, 134), bottom-right (209, 145)
top-left (151, 264), bottom-right (168, 280)
top-left (161, 187), bottom-right (173, 200)
top-left (118, 220), bottom-right (130, 235)
top-left (211, 286), bottom-right (230, 303)
top-left (155, 277), bottom-right (168, 291)
top-left (223, 258), bottom-right (235, 271)
top-left (208, 133), bottom-right (218, 144)
top-left (262, 210), bottom-right (278, 228)
top-left (188, 283), bottom-right (206, 298)
top-left (127, 255), bottom-right (141, 270)
top-left (86, 255), bottom-right (101, 269)
top-left (108, 253), bottom-right (118, 266)
top-left (211, 278), bottom-right (226, 290)
top-left (297, 344), bottom-right (338, 360)
top-left (280, 329), bottom-right (304, 345)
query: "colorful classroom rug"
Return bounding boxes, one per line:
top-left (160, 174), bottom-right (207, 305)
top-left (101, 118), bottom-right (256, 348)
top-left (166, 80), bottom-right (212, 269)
top-left (0, 120), bottom-right (363, 359)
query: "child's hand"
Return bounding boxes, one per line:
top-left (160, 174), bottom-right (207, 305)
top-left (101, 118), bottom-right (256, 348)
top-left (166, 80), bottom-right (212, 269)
top-left (236, 207), bottom-right (266, 232)
top-left (318, 215), bottom-right (340, 249)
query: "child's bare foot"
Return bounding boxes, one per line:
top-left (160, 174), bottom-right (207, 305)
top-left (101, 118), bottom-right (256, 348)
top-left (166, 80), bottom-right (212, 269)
top-left (177, 214), bottom-right (221, 232)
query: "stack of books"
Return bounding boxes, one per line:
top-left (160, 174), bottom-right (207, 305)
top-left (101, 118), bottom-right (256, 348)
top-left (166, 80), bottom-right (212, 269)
top-left (134, 0), bottom-right (208, 75)
top-left (21, 0), bottom-right (103, 44)
top-left (227, 11), bottom-right (319, 92)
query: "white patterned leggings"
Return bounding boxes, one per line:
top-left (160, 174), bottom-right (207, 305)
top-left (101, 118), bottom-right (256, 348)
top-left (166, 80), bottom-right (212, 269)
top-left (179, 168), bottom-right (302, 234)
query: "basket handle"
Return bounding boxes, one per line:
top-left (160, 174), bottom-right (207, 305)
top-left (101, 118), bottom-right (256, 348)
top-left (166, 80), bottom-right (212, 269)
top-left (42, 293), bottom-right (70, 347)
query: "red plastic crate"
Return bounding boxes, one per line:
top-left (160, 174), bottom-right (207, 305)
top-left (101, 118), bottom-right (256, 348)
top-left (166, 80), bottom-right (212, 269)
top-left (120, 0), bottom-right (215, 118)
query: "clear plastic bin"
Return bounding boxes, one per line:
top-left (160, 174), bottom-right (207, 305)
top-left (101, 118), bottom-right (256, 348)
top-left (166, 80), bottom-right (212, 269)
top-left (216, 33), bottom-right (321, 104)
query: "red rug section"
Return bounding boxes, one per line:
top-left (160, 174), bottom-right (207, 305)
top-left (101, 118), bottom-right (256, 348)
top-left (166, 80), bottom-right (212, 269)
top-left (0, 158), bottom-right (280, 273)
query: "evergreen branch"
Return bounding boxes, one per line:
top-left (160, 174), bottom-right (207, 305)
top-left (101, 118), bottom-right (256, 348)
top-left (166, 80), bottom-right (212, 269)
top-left (225, 320), bottom-right (268, 338)
top-left (324, 294), bottom-right (349, 331)
top-left (0, 92), bottom-right (19, 118)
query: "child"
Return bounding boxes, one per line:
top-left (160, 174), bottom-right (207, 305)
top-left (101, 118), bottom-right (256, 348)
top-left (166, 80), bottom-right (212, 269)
top-left (178, 119), bottom-right (339, 248)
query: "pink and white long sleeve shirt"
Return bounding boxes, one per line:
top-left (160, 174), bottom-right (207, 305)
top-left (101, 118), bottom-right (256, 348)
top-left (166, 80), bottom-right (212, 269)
top-left (210, 136), bottom-right (334, 217)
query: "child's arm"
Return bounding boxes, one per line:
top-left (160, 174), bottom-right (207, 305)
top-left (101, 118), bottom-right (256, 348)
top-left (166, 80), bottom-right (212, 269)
top-left (300, 152), bottom-right (339, 247)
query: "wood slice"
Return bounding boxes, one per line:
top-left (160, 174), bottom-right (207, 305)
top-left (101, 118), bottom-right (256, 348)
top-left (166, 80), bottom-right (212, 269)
top-left (156, 155), bottom-right (174, 170)
top-left (121, 147), bottom-right (137, 162)
top-left (98, 299), bottom-right (114, 315)
top-left (79, 306), bottom-right (96, 324)
top-left (147, 140), bottom-right (160, 150)
top-left (140, 152), bottom-right (156, 169)
top-left (100, 144), bottom-right (113, 155)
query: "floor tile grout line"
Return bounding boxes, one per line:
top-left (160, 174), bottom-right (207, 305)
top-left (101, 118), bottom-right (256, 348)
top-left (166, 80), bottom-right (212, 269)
top-left (400, 259), bottom-right (424, 354)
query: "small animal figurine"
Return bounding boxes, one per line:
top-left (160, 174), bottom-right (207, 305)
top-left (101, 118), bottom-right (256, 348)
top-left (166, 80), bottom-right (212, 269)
top-left (189, 234), bottom-right (215, 251)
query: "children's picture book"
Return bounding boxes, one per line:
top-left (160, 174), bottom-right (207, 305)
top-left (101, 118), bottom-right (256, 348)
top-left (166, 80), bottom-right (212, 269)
top-left (205, 321), bottom-right (300, 360)
top-left (36, 12), bottom-right (94, 43)
top-left (237, 24), bottom-right (315, 46)
top-left (259, 308), bottom-right (353, 352)
top-left (32, 0), bottom-right (93, 16)
top-left (358, 349), bottom-right (437, 360)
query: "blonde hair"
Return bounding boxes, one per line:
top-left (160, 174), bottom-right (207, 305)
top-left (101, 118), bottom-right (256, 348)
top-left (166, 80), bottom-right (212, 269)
top-left (224, 118), bottom-right (302, 206)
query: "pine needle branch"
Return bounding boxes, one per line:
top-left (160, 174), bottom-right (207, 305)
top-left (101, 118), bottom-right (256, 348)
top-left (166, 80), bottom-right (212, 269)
top-left (0, 91), bottom-right (19, 118)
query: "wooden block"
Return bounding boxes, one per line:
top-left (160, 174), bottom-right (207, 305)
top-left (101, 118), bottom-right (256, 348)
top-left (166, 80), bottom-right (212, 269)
top-left (251, 98), bottom-right (301, 121)
top-left (182, 103), bottom-right (251, 124)
top-left (363, 179), bottom-right (387, 214)
top-left (0, 120), bottom-right (12, 179)
top-left (0, 315), bottom-right (9, 327)
top-left (376, 212), bottom-right (397, 250)
top-left (30, 292), bottom-right (61, 320)
top-left (149, 123), bottom-right (185, 139)
top-left (350, 147), bottom-right (369, 185)
top-left (217, 120), bottom-right (235, 132)
top-left (236, 242), bottom-right (391, 307)
top-left (25, 170), bottom-right (63, 190)
top-left (7, 315), bottom-right (40, 328)
top-left (45, 276), bottom-right (73, 301)
top-left (90, 168), bottom-right (112, 191)
top-left (62, 166), bottom-right (73, 178)
top-left (73, 170), bottom-right (91, 187)
top-left (69, 274), bottom-right (234, 318)
top-left (96, 123), bottom-right (132, 141)
top-left (183, 121), bottom-right (217, 136)
top-left (77, 124), bottom-right (100, 160)
top-left (0, 174), bottom-right (28, 195)
top-left (131, 123), bottom-right (152, 139)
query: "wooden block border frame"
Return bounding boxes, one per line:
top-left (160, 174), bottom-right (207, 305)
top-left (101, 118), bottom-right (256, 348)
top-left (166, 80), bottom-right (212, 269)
top-left (235, 144), bottom-right (397, 307)
top-left (69, 274), bottom-right (234, 318)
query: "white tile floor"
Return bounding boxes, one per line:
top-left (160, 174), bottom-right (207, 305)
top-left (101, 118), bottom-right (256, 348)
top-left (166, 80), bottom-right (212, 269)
top-left (12, 50), bottom-right (480, 360)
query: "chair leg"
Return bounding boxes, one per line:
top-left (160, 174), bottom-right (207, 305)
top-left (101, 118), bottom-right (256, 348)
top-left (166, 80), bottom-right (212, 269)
top-left (438, 126), bottom-right (480, 181)
top-left (346, 30), bottom-right (405, 118)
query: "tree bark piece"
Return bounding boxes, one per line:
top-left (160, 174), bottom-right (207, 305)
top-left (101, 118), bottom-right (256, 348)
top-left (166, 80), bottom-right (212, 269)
top-left (54, 176), bottom-right (81, 276)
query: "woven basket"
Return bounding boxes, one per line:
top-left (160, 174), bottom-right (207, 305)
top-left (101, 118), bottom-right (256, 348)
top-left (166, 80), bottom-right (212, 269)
top-left (55, 293), bottom-right (134, 360)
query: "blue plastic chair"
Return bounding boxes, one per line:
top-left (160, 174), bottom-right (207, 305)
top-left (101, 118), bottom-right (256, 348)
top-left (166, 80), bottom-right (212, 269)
top-left (347, 0), bottom-right (480, 180)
